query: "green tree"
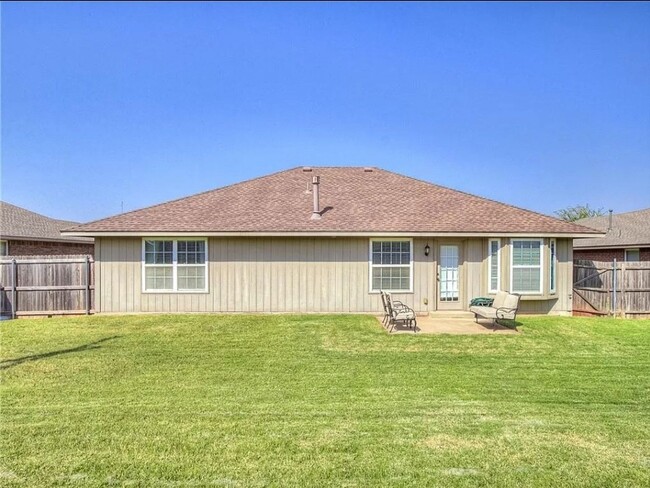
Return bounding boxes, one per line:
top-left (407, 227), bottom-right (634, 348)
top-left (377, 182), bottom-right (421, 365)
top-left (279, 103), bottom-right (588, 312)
top-left (554, 204), bottom-right (605, 222)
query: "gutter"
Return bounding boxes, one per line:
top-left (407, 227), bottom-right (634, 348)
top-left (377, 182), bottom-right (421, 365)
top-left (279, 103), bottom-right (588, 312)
top-left (2, 235), bottom-right (94, 244)
top-left (61, 231), bottom-right (605, 239)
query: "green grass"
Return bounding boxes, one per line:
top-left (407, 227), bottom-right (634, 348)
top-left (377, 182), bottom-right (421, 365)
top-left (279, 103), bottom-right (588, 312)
top-left (1, 314), bottom-right (649, 487)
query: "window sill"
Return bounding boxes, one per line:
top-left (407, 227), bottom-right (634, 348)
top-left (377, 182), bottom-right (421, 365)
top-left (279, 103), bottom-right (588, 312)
top-left (518, 294), bottom-right (556, 301)
top-left (369, 290), bottom-right (414, 295)
top-left (142, 290), bottom-right (210, 294)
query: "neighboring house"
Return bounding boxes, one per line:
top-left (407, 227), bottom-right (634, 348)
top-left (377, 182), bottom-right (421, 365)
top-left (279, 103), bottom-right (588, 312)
top-left (0, 201), bottom-right (94, 257)
top-left (64, 167), bottom-right (599, 315)
top-left (573, 208), bottom-right (650, 262)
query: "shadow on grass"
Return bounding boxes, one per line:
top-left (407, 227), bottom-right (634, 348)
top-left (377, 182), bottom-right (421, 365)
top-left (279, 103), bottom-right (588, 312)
top-left (474, 319), bottom-right (522, 332)
top-left (0, 336), bottom-right (121, 370)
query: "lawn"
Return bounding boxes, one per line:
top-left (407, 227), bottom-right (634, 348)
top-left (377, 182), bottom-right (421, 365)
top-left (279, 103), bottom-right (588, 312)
top-left (1, 315), bottom-right (649, 487)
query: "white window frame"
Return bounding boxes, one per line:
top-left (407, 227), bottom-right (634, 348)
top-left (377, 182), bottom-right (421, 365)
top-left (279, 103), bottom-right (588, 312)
top-left (142, 238), bottom-right (209, 293)
top-left (510, 238), bottom-right (544, 295)
top-left (0, 240), bottom-right (8, 257)
top-left (368, 238), bottom-right (414, 293)
top-left (549, 238), bottom-right (557, 294)
top-left (487, 238), bottom-right (501, 294)
top-left (624, 248), bottom-right (640, 262)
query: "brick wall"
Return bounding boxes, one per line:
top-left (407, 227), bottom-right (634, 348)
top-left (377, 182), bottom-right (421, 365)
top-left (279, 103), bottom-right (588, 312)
top-left (6, 239), bottom-right (94, 257)
top-left (574, 247), bottom-right (650, 262)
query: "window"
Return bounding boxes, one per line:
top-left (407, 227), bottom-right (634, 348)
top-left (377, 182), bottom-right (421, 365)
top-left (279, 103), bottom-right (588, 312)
top-left (439, 245), bottom-right (460, 302)
top-left (369, 239), bottom-right (413, 292)
top-left (488, 239), bottom-right (500, 293)
top-left (0, 240), bottom-right (7, 257)
top-left (549, 238), bottom-right (556, 294)
top-left (142, 239), bottom-right (207, 292)
top-left (510, 239), bottom-right (543, 294)
top-left (625, 249), bottom-right (640, 262)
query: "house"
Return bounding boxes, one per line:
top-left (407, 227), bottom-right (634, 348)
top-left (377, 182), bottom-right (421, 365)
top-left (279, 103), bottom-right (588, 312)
top-left (0, 201), bottom-right (94, 257)
top-left (573, 208), bottom-right (650, 262)
top-left (64, 167), bottom-right (600, 315)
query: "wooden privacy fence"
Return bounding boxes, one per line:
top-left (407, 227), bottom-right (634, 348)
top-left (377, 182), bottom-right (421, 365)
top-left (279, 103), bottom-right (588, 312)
top-left (573, 259), bottom-right (650, 319)
top-left (0, 255), bottom-right (94, 318)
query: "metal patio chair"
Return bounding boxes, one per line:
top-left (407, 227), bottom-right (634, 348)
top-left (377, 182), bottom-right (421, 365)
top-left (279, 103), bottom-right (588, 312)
top-left (384, 292), bottom-right (417, 333)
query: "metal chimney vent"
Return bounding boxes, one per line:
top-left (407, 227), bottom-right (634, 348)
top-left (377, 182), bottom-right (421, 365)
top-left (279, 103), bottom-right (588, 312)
top-left (311, 176), bottom-right (321, 220)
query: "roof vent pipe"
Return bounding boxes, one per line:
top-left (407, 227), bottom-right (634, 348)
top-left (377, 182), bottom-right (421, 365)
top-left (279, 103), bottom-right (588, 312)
top-left (608, 209), bottom-right (613, 232)
top-left (311, 176), bottom-right (321, 220)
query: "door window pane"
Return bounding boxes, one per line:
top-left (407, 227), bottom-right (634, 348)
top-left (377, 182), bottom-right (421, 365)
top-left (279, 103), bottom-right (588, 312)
top-left (439, 245), bottom-right (459, 301)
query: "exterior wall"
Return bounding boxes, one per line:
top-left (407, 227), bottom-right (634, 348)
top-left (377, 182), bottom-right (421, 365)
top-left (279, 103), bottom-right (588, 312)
top-left (479, 237), bottom-right (574, 315)
top-left (95, 236), bottom-right (573, 315)
top-left (6, 239), bottom-right (94, 257)
top-left (96, 237), bottom-right (436, 314)
top-left (574, 247), bottom-right (650, 262)
top-left (517, 238), bottom-right (573, 315)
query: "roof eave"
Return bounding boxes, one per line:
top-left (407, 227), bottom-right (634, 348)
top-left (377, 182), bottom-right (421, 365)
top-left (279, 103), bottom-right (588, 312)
top-left (62, 230), bottom-right (604, 239)
top-left (574, 243), bottom-right (650, 250)
top-left (1, 234), bottom-right (94, 244)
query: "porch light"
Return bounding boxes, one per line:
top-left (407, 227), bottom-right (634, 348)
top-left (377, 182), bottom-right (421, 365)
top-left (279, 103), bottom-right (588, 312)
top-left (424, 244), bottom-right (430, 256)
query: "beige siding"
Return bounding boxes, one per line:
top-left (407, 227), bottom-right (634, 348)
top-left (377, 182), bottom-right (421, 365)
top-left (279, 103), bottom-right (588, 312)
top-left (464, 239), bottom-right (484, 305)
top-left (96, 237), bottom-right (436, 314)
top-left (96, 236), bottom-right (573, 315)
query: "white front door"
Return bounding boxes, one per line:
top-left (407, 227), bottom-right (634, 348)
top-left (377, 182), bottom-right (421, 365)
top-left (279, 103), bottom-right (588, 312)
top-left (438, 244), bottom-right (461, 310)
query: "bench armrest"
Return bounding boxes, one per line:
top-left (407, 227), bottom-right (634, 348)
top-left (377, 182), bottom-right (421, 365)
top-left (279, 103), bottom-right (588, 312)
top-left (496, 307), bottom-right (518, 318)
top-left (392, 303), bottom-right (415, 315)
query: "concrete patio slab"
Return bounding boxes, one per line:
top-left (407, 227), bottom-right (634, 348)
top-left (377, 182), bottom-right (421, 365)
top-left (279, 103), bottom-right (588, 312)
top-left (377, 315), bottom-right (518, 335)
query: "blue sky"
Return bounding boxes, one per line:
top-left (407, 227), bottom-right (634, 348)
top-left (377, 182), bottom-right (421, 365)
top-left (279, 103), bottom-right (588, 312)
top-left (2, 2), bottom-right (649, 222)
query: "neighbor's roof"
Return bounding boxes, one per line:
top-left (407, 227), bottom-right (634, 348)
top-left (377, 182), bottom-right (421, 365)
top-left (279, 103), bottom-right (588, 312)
top-left (1, 201), bottom-right (93, 243)
top-left (573, 208), bottom-right (650, 249)
top-left (64, 167), bottom-right (600, 236)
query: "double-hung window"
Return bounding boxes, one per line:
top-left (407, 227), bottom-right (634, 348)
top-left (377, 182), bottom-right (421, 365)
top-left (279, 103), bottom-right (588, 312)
top-left (511, 239), bottom-right (543, 294)
top-left (549, 238), bottom-right (557, 294)
top-left (625, 249), bottom-right (640, 262)
top-left (0, 240), bottom-right (7, 257)
top-left (143, 239), bottom-right (207, 292)
top-left (488, 239), bottom-right (501, 293)
top-left (370, 239), bottom-right (413, 292)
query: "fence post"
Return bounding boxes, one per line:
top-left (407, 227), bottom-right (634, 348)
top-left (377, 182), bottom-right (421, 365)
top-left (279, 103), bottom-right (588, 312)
top-left (11, 258), bottom-right (17, 319)
top-left (620, 262), bottom-right (626, 318)
top-left (612, 258), bottom-right (617, 317)
top-left (85, 255), bottom-right (91, 315)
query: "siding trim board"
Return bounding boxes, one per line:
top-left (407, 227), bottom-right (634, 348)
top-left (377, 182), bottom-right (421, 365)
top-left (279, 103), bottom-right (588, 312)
top-left (96, 236), bottom-right (573, 315)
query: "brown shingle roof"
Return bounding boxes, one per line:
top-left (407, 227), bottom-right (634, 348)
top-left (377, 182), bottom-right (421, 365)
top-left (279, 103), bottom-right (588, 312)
top-left (65, 167), bottom-right (599, 235)
top-left (573, 208), bottom-right (650, 248)
top-left (1, 201), bottom-right (93, 243)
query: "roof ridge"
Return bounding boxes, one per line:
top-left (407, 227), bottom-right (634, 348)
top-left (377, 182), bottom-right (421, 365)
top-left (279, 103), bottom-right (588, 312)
top-left (580, 207), bottom-right (650, 220)
top-left (1, 200), bottom-right (80, 225)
